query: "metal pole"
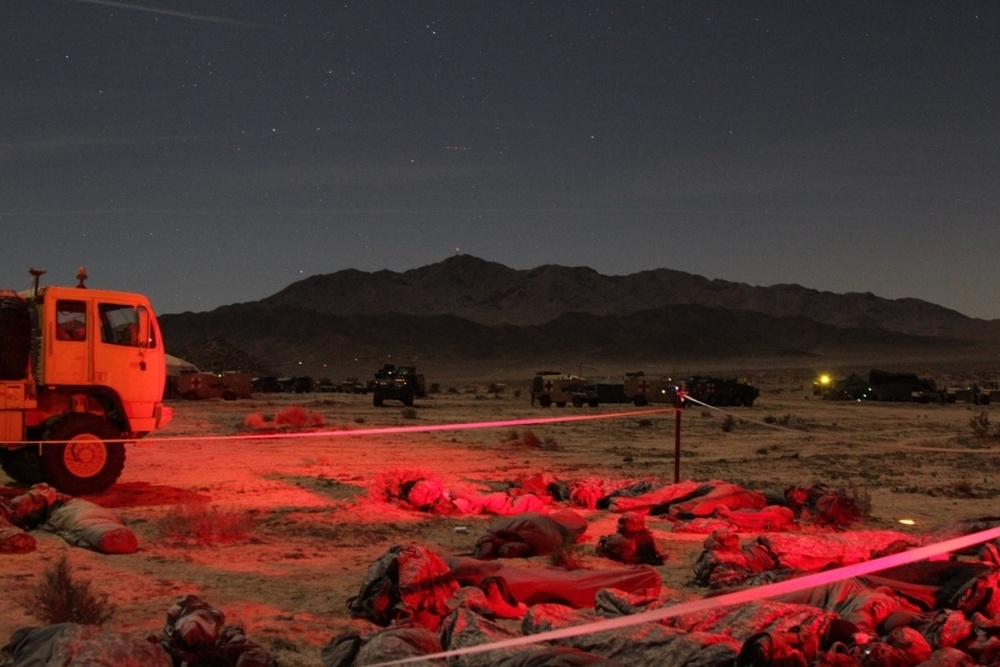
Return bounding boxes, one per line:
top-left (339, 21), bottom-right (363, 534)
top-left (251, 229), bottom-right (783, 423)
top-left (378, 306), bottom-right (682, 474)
top-left (674, 389), bottom-right (683, 483)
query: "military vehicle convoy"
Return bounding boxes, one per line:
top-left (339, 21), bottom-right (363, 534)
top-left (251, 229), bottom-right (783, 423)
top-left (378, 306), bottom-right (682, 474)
top-left (531, 371), bottom-right (599, 408)
top-left (0, 268), bottom-right (172, 493)
top-left (372, 364), bottom-right (426, 407)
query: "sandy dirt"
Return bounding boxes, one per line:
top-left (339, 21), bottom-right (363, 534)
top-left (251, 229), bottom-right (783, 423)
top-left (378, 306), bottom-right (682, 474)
top-left (3, 364), bottom-right (1000, 665)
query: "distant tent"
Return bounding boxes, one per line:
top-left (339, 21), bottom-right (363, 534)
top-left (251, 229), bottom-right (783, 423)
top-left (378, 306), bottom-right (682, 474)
top-left (165, 354), bottom-right (198, 378)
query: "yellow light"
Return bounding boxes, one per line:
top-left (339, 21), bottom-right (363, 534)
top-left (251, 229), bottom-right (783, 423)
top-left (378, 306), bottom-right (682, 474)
top-left (818, 374), bottom-right (831, 386)
top-left (898, 518), bottom-right (916, 526)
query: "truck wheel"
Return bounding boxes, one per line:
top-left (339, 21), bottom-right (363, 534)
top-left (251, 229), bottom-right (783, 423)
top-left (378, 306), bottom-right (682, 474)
top-left (0, 448), bottom-right (45, 485)
top-left (588, 399), bottom-right (599, 408)
top-left (572, 395), bottom-right (584, 408)
top-left (222, 389), bottom-right (237, 401)
top-left (633, 396), bottom-right (648, 407)
top-left (538, 395), bottom-right (552, 408)
top-left (373, 394), bottom-right (384, 407)
top-left (40, 414), bottom-right (125, 494)
top-left (0, 295), bottom-right (31, 380)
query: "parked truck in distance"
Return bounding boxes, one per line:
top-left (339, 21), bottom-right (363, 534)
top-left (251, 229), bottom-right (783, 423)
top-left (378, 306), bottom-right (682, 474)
top-left (622, 371), bottom-right (678, 406)
top-left (821, 369), bottom-right (937, 402)
top-left (372, 364), bottom-right (425, 407)
top-left (531, 371), bottom-right (599, 408)
top-left (682, 376), bottom-right (759, 407)
top-left (0, 268), bottom-right (172, 494)
top-left (176, 370), bottom-right (252, 400)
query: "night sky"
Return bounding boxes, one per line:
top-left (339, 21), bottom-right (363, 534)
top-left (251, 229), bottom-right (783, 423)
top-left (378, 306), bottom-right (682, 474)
top-left (2, 2), bottom-right (998, 318)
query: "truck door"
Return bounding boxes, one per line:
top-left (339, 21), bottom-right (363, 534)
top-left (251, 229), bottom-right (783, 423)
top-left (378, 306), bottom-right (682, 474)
top-left (93, 302), bottom-right (164, 414)
top-left (45, 298), bottom-right (91, 385)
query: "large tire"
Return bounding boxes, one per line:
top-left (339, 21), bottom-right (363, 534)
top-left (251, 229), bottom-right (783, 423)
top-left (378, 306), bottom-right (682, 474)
top-left (633, 396), bottom-right (648, 407)
top-left (538, 395), bottom-right (552, 408)
top-left (40, 414), bottom-right (125, 495)
top-left (572, 395), bottom-right (584, 408)
top-left (0, 447), bottom-right (45, 485)
top-left (0, 295), bottom-right (31, 380)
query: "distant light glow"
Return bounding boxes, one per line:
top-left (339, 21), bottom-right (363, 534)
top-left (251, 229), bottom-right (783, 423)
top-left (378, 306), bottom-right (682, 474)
top-left (898, 518), bottom-right (916, 525)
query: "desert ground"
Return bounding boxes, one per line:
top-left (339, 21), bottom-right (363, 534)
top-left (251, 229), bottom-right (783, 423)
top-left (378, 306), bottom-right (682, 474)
top-left (3, 361), bottom-right (1000, 665)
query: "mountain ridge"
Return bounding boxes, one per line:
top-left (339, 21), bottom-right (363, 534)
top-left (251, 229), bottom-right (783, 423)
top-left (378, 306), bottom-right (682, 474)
top-left (158, 256), bottom-right (999, 377)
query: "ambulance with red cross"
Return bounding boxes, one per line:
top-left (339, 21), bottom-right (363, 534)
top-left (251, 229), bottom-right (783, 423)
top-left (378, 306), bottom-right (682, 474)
top-left (531, 371), bottom-right (599, 408)
top-left (623, 371), bottom-right (679, 406)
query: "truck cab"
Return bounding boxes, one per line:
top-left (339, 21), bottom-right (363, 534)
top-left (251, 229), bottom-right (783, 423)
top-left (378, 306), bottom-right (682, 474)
top-left (0, 270), bottom-right (172, 494)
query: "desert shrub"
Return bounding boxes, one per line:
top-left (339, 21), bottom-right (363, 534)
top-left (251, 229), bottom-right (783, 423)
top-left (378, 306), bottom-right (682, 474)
top-left (969, 411), bottom-right (1000, 439)
top-left (447, 387), bottom-right (459, 394)
top-left (513, 389), bottom-right (522, 399)
top-left (755, 446), bottom-right (769, 455)
top-left (160, 504), bottom-right (256, 545)
top-left (949, 480), bottom-right (977, 498)
top-left (542, 436), bottom-right (562, 451)
top-left (521, 429), bottom-right (541, 448)
top-left (401, 406), bottom-right (418, 419)
top-left (243, 406), bottom-right (323, 430)
top-left (636, 418), bottom-right (654, 428)
top-left (504, 429), bottom-right (519, 441)
top-left (243, 412), bottom-right (272, 429)
top-left (845, 486), bottom-right (873, 520)
top-left (275, 405), bottom-right (324, 427)
top-left (428, 383), bottom-right (441, 394)
top-left (354, 416), bottom-right (366, 424)
top-left (721, 415), bottom-right (736, 432)
top-left (21, 556), bottom-right (115, 625)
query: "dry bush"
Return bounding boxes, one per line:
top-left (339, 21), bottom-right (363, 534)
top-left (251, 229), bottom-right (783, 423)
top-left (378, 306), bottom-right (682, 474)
top-left (160, 503), bottom-right (256, 545)
top-left (521, 429), bottom-right (542, 448)
top-left (401, 406), bottom-right (418, 419)
top-left (845, 486), bottom-right (873, 520)
top-left (243, 406), bottom-right (324, 431)
top-left (243, 412), bottom-right (271, 430)
top-left (275, 405), bottom-right (324, 427)
top-left (969, 411), bottom-right (1000, 440)
top-left (20, 556), bottom-right (115, 625)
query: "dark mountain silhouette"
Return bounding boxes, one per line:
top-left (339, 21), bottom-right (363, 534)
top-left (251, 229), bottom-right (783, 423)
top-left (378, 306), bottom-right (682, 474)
top-left (159, 255), bottom-right (998, 376)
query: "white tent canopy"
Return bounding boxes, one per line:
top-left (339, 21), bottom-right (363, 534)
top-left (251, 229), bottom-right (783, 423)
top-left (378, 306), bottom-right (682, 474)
top-left (165, 354), bottom-right (198, 377)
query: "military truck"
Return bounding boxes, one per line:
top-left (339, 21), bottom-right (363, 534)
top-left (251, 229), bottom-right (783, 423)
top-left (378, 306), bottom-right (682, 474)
top-left (531, 371), bottom-right (599, 408)
top-left (824, 369), bottom-right (937, 402)
top-left (682, 376), bottom-right (759, 407)
top-left (372, 364), bottom-right (425, 407)
top-left (176, 370), bottom-right (251, 401)
top-left (0, 268), bottom-right (172, 494)
top-left (622, 371), bottom-right (678, 406)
